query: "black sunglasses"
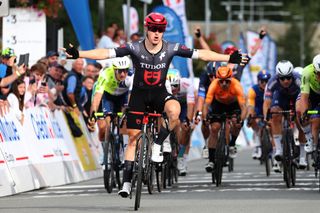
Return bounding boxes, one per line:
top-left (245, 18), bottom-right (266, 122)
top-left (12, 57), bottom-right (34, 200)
top-left (259, 79), bottom-right (268, 84)
top-left (116, 69), bottom-right (128, 74)
top-left (171, 84), bottom-right (179, 88)
top-left (208, 74), bottom-right (214, 78)
top-left (279, 76), bottom-right (292, 81)
top-left (219, 79), bottom-right (231, 84)
top-left (148, 26), bottom-right (166, 33)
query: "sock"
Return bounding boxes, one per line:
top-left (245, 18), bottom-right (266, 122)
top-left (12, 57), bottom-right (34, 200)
top-left (122, 160), bottom-right (134, 183)
top-left (274, 134), bottom-right (282, 152)
top-left (299, 144), bottom-right (306, 159)
top-left (229, 135), bottom-right (237, 147)
top-left (178, 145), bottom-right (186, 158)
top-left (209, 148), bottom-right (216, 163)
top-left (302, 124), bottom-right (313, 142)
top-left (154, 126), bottom-right (170, 145)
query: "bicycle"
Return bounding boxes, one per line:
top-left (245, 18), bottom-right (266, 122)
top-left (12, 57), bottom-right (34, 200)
top-left (95, 112), bottom-right (125, 193)
top-left (208, 110), bottom-right (241, 186)
top-left (268, 109), bottom-right (298, 188)
top-left (306, 110), bottom-right (320, 192)
top-left (127, 110), bottom-right (161, 211)
top-left (247, 115), bottom-right (273, 177)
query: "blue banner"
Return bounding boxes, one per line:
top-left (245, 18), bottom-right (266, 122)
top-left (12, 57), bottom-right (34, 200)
top-left (153, 6), bottom-right (189, 77)
top-left (63, 0), bottom-right (95, 53)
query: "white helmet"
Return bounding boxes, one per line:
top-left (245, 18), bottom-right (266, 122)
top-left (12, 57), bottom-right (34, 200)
top-left (167, 68), bottom-right (181, 86)
top-left (293, 66), bottom-right (304, 75)
top-left (112, 56), bottom-right (131, 69)
top-left (276, 60), bottom-right (294, 76)
top-left (312, 54), bottom-right (320, 73)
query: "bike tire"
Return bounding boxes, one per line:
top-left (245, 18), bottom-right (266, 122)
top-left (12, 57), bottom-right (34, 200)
top-left (261, 128), bottom-right (272, 177)
top-left (156, 163), bottom-right (162, 192)
top-left (147, 163), bottom-right (155, 194)
top-left (283, 130), bottom-right (292, 188)
top-left (134, 135), bottom-right (145, 211)
top-left (215, 131), bottom-right (225, 186)
top-left (103, 135), bottom-right (115, 193)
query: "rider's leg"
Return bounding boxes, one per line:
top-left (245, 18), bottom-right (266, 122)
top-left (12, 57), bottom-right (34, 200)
top-left (152, 99), bottom-right (181, 162)
top-left (270, 106), bottom-right (283, 161)
top-left (251, 120), bottom-right (262, 159)
top-left (118, 128), bottom-right (140, 197)
top-left (205, 122), bottom-right (220, 172)
top-left (312, 118), bottom-right (320, 148)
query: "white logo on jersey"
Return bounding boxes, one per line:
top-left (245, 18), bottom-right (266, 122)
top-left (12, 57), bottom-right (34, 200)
top-left (173, 43), bottom-right (179, 51)
top-left (140, 62), bottom-right (166, 69)
top-left (159, 51), bottom-right (166, 61)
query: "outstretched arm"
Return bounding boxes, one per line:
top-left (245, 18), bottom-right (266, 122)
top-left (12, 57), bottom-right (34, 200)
top-left (62, 44), bottom-right (112, 60)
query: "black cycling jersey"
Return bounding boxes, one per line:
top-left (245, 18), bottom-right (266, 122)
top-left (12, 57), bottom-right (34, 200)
top-left (114, 39), bottom-right (196, 89)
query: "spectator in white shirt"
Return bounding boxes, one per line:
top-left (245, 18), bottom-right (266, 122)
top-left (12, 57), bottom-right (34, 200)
top-left (7, 78), bottom-right (25, 124)
top-left (97, 26), bottom-right (116, 49)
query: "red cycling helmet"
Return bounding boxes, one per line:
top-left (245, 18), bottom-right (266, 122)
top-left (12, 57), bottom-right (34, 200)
top-left (224, 46), bottom-right (238, 55)
top-left (144, 12), bottom-right (167, 27)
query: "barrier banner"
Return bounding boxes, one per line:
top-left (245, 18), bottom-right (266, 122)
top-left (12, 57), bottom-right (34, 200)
top-left (267, 38), bottom-right (277, 75)
top-left (24, 107), bottom-right (72, 163)
top-left (65, 112), bottom-right (96, 171)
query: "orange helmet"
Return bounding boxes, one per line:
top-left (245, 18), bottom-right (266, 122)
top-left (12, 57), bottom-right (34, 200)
top-left (216, 66), bottom-right (233, 80)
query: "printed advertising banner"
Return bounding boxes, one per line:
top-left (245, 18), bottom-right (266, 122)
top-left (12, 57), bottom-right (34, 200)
top-left (2, 8), bottom-right (46, 66)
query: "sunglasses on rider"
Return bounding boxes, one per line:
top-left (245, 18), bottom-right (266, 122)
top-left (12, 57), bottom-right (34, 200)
top-left (116, 69), bottom-right (128, 74)
top-left (218, 79), bottom-right (231, 84)
top-left (171, 84), bottom-right (179, 88)
top-left (147, 25), bottom-right (166, 33)
top-left (279, 76), bottom-right (292, 81)
top-left (259, 79), bottom-right (268, 84)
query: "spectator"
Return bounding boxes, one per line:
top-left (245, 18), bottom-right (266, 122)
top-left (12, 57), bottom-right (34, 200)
top-left (37, 57), bottom-right (50, 71)
top-left (46, 50), bottom-right (59, 66)
top-left (84, 63), bottom-right (99, 80)
top-left (0, 85), bottom-right (11, 100)
top-left (81, 76), bottom-right (95, 124)
top-left (7, 78), bottom-right (25, 124)
top-left (0, 48), bottom-right (27, 89)
top-left (47, 63), bottom-right (65, 106)
top-left (130, 32), bottom-right (142, 42)
top-left (97, 26), bottom-right (116, 49)
top-left (113, 28), bottom-right (126, 46)
top-left (94, 62), bottom-right (103, 72)
top-left (62, 58), bottom-right (84, 115)
top-left (24, 63), bottom-right (50, 108)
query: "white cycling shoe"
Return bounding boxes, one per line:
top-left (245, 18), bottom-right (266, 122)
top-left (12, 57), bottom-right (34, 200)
top-left (118, 182), bottom-right (131, 198)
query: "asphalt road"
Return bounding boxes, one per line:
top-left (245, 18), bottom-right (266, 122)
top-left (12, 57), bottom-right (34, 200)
top-left (0, 148), bottom-right (319, 213)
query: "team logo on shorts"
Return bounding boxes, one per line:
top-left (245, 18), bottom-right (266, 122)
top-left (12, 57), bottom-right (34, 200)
top-left (136, 119), bottom-right (141, 125)
top-left (144, 70), bottom-right (161, 85)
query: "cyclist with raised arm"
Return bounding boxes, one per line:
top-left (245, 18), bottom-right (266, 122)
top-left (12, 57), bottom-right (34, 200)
top-left (296, 54), bottom-right (320, 154)
top-left (202, 66), bottom-right (247, 172)
top-left (247, 70), bottom-right (271, 159)
top-left (63, 12), bottom-right (248, 198)
top-left (166, 68), bottom-right (195, 176)
top-left (88, 56), bottom-right (132, 147)
top-left (263, 60), bottom-right (306, 172)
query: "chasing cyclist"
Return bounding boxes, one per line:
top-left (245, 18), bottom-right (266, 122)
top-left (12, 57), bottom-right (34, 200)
top-left (296, 54), bottom-right (320, 155)
top-left (166, 68), bottom-right (195, 176)
top-left (63, 12), bottom-right (248, 198)
top-left (263, 60), bottom-right (306, 171)
top-left (246, 70), bottom-right (271, 159)
top-left (202, 66), bottom-right (247, 172)
top-left (88, 56), bottom-right (132, 147)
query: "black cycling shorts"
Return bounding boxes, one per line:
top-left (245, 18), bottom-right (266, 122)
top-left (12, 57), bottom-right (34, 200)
top-left (208, 99), bottom-right (240, 123)
top-left (127, 86), bottom-right (177, 129)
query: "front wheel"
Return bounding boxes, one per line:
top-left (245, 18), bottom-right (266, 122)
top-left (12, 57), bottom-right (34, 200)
top-left (103, 136), bottom-right (115, 193)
